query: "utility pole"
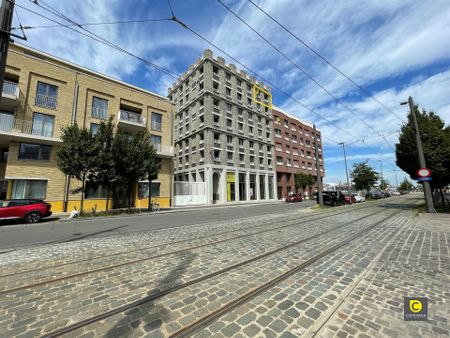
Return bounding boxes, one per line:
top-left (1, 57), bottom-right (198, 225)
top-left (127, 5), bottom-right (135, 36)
top-left (0, 0), bottom-right (15, 96)
top-left (313, 124), bottom-right (323, 207)
top-left (400, 96), bottom-right (435, 213)
top-left (338, 142), bottom-right (351, 204)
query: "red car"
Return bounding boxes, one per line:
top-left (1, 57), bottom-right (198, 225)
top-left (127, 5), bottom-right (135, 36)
top-left (0, 199), bottom-right (52, 223)
top-left (286, 194), bottom-right (303, 203)
top-left (344, 194), bottom-right (357, 204)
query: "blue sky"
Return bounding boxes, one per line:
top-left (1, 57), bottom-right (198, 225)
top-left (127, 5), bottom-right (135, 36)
top-left (12, 0), bottom-right (450, 186)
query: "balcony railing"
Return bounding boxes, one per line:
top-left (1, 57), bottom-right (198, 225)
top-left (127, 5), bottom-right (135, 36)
top-left (0, 115), bottom-right (55, 139)
top-left (2, 80), bottom-right (19, 98)
top-left (35, 94), bottom-right (57, 109)
top-left (119, 110), bottom-right (145, 125)
top-left (92, 107), bottom-right (108, 119)
top-left (152, 144), bottom-right (174, 156)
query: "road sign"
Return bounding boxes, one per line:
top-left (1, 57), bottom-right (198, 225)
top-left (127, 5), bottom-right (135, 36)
top-left (417, 177), bottom-right (432, 181)
top-left (417, 168), bottom-right (431, 177)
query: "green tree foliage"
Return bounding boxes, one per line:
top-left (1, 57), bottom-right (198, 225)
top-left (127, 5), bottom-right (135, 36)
top-left (56, 124), bottom-right (96, 213)
top-left (380, 179), bottom-right (389, 190)
top-left (294, 172), bottom-right (315, 192)
top-left (350, 162), bottom-right (378, 191)
top-left (90, 117), bottom-right (115, 211)
top-left (396, 106), bottom-right (450, 189)
top-left (398, 178), bottom-right (414, 191)
top-left (112, 130), bottom-right (157, 208)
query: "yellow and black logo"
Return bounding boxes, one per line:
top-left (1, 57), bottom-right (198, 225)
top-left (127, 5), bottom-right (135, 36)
top-left (404, 297), bottom-right (427, 321)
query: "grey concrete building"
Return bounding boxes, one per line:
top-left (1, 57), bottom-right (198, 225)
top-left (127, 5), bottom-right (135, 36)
top-left (168, 50), bottom-right (277, 205)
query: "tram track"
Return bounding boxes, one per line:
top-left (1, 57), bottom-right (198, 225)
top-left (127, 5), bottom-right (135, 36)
top-left (38, 207), bottom-right (400, 338)
top-left (0, 203), bottom-right (387, 295)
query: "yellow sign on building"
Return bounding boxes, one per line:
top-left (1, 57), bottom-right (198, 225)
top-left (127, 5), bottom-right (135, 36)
top-left (253, 84), bottom-right (272, 109)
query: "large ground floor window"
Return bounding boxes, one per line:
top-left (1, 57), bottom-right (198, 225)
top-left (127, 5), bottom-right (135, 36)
top-left (138, 182), bottom-right (161, 198)
top-left (85, 181), bottom-right (108, 199)
top-left (11, 179), bottom-right (47, 199)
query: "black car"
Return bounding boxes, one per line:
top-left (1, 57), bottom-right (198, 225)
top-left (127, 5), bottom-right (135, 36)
top-left (317, 191), bottom-right (346, 206)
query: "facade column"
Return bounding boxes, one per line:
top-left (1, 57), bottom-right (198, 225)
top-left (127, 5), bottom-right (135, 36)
top-left (206, 167), bottom-right (212, 205)
top-left (221, 168), bottom-right (226, 204)
top-left (235, 169), bottom-right (240, 202)
top-left (255, 173), bottom-right (260, 200)
top-left (246, 171), bottom-right (251, 201)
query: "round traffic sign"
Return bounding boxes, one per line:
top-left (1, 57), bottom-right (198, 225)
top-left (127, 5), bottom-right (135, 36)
top-left (417, 168), bottom-right (431, 177)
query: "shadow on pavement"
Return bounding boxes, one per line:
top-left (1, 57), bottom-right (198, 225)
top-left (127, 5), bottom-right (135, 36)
top-left (105, 251), bottom-right (197, 337)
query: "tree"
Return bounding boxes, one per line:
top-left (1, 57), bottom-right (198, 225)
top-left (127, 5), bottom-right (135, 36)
top-left (399, 178), bottom-right (413, 191)
top-left (380, 179), bottom-right (389, 190)
top-left (90, 117), bottom-right (115, 211)
top-left (56, 124), bottom-right (96, 213)
top-left (396, 106), bottom-right (450, 190)
top-left (294, 172), bottom-right (315, 193)
top-left (112, 130), bottom-right (157, 208)
top-left (350, 162), bottom-right (378, 191)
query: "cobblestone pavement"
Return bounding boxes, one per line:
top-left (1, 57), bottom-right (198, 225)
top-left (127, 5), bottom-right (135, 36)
top-left (0, 196), bottom-right (448, 338)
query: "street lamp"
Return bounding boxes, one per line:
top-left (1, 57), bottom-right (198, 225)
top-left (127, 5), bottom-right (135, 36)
top-left (338, 142), bottom-right (351, 204)
top-left (400, 96), bottom-right (435, 213)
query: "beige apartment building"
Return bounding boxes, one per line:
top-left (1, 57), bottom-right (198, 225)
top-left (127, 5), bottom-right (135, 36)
top-left (0, 43), bottom-right (174, 212)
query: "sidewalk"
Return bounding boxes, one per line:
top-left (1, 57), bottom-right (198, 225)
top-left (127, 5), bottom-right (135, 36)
top-left (54, 199), bottom-right (294, 221)
top-left (315, 209), bottom-right (450, 337)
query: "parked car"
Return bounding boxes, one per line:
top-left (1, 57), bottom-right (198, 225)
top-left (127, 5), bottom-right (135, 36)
top-left (0, 199), bottom-right (52, 223)
top-left (286, 193), bottom-right (303, 203)
top-left (320, 191), bottom-right (345, 206)
top-left (344, 194), bottom-right (357, 204)
top-left (352, 194), bottom-right (365, 203)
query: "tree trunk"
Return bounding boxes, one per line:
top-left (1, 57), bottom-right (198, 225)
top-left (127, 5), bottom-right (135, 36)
top-left (80, 174), bottom-right (85, 214)
top-left (439, 188), bottom-right (445, 207)
top-left (106, 184), bottom-right (110, 212)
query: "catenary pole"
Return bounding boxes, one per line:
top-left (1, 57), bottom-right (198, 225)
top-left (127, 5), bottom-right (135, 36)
top-left (0, 0), bottom-right (14, 97)
top-left (339, 142), bottom-right (351, 204)
top-left (313, 124), bottom-right (323, 206)
top-left (406, 96), bottom-right (435, 213)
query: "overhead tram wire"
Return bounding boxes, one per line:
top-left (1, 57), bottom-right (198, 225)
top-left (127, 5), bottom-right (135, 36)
top-left (247, 0), bottom-right (406, 124)
top-left (17, 2), bottom-right (180, 79)
top-left (27, 0), bottom-right (364, 147)
top-left (215, 0), bottom-right (393, 154)
top-left (11, 17), bottom-right (171, 30)
top-left (25, 0), bottom-right (382, 158)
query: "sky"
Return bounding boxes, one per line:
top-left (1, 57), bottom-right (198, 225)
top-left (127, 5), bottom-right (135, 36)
top-left (11, 0), bottom-right (450, 187)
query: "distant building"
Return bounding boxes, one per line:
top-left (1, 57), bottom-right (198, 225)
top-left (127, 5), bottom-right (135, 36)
top-left (168, 50), bottom-right (277, 205)
top-left (272, 106), bottom-right (325, 199)
top-left (0, 43), bottom-right (174, 212)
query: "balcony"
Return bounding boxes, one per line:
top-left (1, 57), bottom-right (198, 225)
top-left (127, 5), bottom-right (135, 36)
top-left (213, 74), bottom-right (220, 82)
top-left (0, 115), bottom-right (61, 144)
top-left (152, 144), bottom-right (174, 158)
top-left (118, 110), bottom-right (146, 131)
top-left (35, 94), bottom-right (57, 109)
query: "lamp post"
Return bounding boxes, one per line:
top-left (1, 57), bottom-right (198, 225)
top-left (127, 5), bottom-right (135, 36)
top-left (338, 142), bottom-right (351, 204)
top-left (400, 96), bottom-right (435, 213)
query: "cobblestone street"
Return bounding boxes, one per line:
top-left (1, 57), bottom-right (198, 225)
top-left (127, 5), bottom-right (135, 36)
top-left (0, 195), bottom-right (449, 338)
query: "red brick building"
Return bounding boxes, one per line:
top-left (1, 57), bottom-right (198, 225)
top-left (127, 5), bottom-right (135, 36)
top-left (272, 106), bottom-right (325, 199)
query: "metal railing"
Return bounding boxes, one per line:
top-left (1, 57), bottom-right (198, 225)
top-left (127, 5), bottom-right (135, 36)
top-left (152, 144), bottom-right (174, 155)
top-left (119, 110), bottom-right (145, 124)
top-left (91, 107), bottom-right (108, 119)
top-left (0, 115), bottom-right (54, 138)
top-left (2, 80), bottom-right (19, 98)
top-left (35, 94), bottom-right (57, 109)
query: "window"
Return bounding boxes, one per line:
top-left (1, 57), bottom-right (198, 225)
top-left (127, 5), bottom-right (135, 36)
top-left (0, 111), bottom-right (14, 132)
top-left (85, 181), bottom-right (108, 199)
top-left (11, 180), bottom-right (47, 199)
top-left (227, 103), bottom-right (232, 112)
top-left (239, 138), bottom-right (244, 147)
top-left (238, 123), bottom-right (243, 131)
top-left (226, 88), bottom-right (231, 96)
top-left (91, 97), bottom-right (108, 119)
top-left (151, 135), bottom-right (161, 152)
top-left (18, 143), bottom-right (51, 160)
top-left (32, 113), bottom-right (54, 137)
top-left (237, 93), bottom-right (242, 101)
top-left (227, 135), bottom-right (233, 144)
top-left (90, 123), bottom-right (100, 135)
top-left (138, 182), bottom-right (160, 198)
top-left (249, 126), bottom-right (253, 134)
top-left (226, 73), bottom-right (231, 80)
top-left (35, 82), bottom-right (57, 109)
top-left (151, 112), bottom-right (162, 131)
top-left (237, 79), bottom-right (242, 86)
top-left (227, 152), bottom-right (233, 160)
top-left (249, 141), bottom-right (254, 149)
